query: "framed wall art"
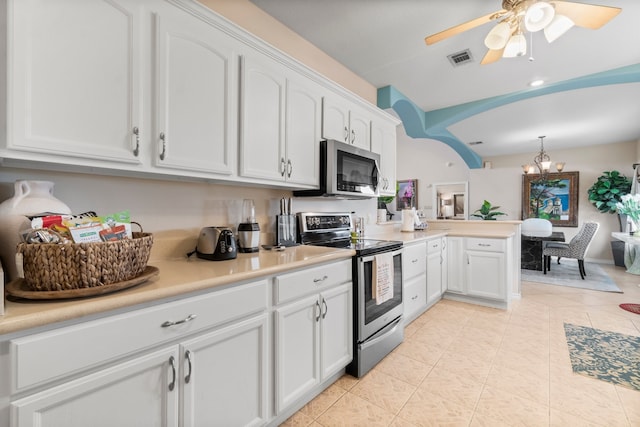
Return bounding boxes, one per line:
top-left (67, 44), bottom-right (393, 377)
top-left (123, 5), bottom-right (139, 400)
top-left (522, 171), bottom-right (579, 227)
top-left (396, 179), bottom-right (418, 210)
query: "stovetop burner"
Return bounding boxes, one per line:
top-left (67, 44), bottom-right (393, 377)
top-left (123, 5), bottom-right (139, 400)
top-left (297, 212), bottom-right (402, 256)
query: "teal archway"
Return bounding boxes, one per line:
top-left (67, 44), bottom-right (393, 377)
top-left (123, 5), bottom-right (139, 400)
top-left (378, 63), bottom-right (640, 169)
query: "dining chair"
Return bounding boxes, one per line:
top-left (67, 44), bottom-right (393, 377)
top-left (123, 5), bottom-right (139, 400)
top-left (543, 222), bottom-right (599, 279)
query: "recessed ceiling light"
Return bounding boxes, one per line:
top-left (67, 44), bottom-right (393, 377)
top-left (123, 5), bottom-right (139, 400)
top-left (529, 79), bottom-right (545, 87)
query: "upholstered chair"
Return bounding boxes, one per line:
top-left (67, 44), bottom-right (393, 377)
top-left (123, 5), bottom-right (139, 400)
top-left (543, 222), bottom-right (599, 280)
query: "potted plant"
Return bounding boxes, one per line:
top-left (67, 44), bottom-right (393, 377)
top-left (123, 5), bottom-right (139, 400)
top-left (378, 195), bottom-right (395, 221)
top-left (587, 170), bottom-right (631, 266)
top-left (470, 200), bottom-right (506, 220)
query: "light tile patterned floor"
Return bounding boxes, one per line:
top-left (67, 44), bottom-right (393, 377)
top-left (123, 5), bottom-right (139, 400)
top-left (282, 264), bottom-right (640, 426)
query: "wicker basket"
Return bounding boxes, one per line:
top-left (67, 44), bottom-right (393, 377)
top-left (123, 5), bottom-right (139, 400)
top-left (17, 232), bottom-right (154, 292)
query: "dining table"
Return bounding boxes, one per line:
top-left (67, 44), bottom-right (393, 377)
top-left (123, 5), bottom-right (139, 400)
top-left (521, 231), bottom-right (566, 271)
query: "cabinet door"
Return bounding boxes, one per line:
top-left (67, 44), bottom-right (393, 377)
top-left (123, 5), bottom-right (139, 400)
top-left (11, 347), bottom-right (179, 427)
top-left (8, 0), bottom-right (142, 164)
top-left (371, 119), bottom-right (397, 196)
top-left (403, 274), bottom-right (427, 322)
top-left (180, 314), bottom-right (268, 427)
top-left (240, 52), bottom-right (286, 181)
top-left (446, 237), bottom-right (465, 294)
top-left (466, 250), bottom-right (506, 300)
top-left (275, 294), bottom-right (320, 413)
top-left (441, 237), bottom-right (448, 294)
top-left (426, 249), bottom-right (442, 307)
top-left (322, 96), bottom-right (349, 143)
top-left (320, 283), bottom-right (352, 380)
top-left (348, 107), bottom-right (371, 150)
top-left (154, 4), bottom-right (238, 176)
top-left (285, 77), bottom-right (322, 187)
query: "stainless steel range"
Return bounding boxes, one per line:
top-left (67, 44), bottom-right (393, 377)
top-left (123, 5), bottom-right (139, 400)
top-left (297, 212), bottom-right (404, 377)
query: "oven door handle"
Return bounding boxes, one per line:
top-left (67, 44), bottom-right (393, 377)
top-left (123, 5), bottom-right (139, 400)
top-left (360, 316), bottom-right (403, 348)
top-left (358, 248), bottom-right (403, 263)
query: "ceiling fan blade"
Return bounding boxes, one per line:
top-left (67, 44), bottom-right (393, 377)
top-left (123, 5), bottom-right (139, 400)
top-left (480, 48), bottom-right (505, 65)
top-left (425, 9), bottom-right (505, 45)
top-left (551, 1), bottom-right (621, 29)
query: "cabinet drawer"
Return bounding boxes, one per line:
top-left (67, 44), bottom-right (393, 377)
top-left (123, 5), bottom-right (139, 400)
top-left (404, 275), bottom-right (427, 321)
top-left (426, 238), bottom-right (442, 254)
top-left (403, 243), bottom-right (426, 280)
top-left (466, 237), bottom-right (505, 252)
top-left (275, 260), bottom-right (352, 304)
top-left (11, 280), bottom-right (268, 392)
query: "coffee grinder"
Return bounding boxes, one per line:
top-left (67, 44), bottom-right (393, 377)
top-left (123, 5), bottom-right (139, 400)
top-left (237, 199), bottom-right (260, 252)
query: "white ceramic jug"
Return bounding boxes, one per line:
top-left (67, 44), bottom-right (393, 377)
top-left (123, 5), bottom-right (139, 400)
top-left (0, 180), bottom-right (71, 216)
top-left (0, 180), bottom-right (71, 282)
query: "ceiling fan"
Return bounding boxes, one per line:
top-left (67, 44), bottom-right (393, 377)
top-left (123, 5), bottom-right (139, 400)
top-left (425, 0), bottom-right (621, 64)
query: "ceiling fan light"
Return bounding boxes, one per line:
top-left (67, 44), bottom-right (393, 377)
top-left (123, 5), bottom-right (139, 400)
top-left (544, 14), bottom-right (575, 43)
top-left (524, 2), bottom-right (555, 32)
top-left (503, 33), bottom-right (527, 57)
top-left (541, 160), bottom-right (552, 171)
top-left (484, 22), bottom-right (511, 49)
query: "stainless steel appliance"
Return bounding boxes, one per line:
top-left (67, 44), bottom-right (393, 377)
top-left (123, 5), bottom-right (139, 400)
top-left (195, 227), bottom-right (237, 261)
top-left (293, 139), bottom-right (380, 199)
top-left (297, 212), bottom-right (404, 377)
top-left (238, 199), bottom-right (260, 253)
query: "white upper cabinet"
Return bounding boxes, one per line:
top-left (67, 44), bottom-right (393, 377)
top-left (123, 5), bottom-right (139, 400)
top-left (239, 50), bottom-right (320, 188)
top-left (371, 118), bottom-right (397, 196)
top-left (7, 0), bottom-right (143, 165)
top-left (239, 52), bottom-right (287, 182)
top-left (152, 2), bottom-right (238, 176)
top-left (285, 76), bottom-right (322, 187)
top-left (322, 95), bottom-right (371, 150)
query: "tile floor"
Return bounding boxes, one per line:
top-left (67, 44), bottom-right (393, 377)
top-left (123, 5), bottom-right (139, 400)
top-left (282, 264), bottom-right (640, 426)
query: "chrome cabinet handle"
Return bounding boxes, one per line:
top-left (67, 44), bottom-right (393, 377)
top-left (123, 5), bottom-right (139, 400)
top-left (350, 129), bottom-right (355, 144)
top-left (477, 243), bottom-right (491, 247)
top-left (132, 127), bottom-right (140, 157)
top-left (313, 275), bottom-right (328, 283)
top-left (412, 295), bottom-right (418, 300)
top-left (161, 314), bottom-right (197, 328)
top-left (184, 350), bottom-right (193, 384)
top-left (287, 159), bottom-right (292, 178)
top-left (159, 132), bottom-right (167, 161)
top-left (315, 300), bottom-right (321, 322)
top-left (322, 298), bottom-right (328, 319)
top-left (412, 259), bottom-right (418, 263)
top-left (280, 158), bottom-right (286, 176)
top-left (168, 356), bottom-right (176, 391)
top-left (344, 126), bottom-right (349, 142)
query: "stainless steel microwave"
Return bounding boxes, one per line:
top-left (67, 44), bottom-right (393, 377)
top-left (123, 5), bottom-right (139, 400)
top-left (293, 139), bottom-right (380, 199)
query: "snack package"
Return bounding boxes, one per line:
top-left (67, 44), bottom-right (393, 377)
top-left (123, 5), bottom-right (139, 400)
top-left (63, 210), bottom-right (132, 243)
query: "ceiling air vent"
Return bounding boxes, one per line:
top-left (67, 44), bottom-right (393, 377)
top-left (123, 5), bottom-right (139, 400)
top-left (447, 49), bottom-right (474, 67)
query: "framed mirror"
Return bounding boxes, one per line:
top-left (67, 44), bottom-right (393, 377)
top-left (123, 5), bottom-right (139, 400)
top-left (432, 182), bottom-right (468, 220)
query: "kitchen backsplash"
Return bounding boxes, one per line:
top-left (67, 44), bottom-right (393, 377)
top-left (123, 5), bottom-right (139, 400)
top-left (0, 167), bottom-right (379, 257)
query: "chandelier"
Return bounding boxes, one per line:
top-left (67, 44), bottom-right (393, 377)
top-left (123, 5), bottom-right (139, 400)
top-left (522, 136), bottom-right (565, 181)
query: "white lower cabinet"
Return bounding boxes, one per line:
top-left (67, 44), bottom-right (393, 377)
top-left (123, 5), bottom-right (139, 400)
top-left (444, 236), bottom-right (510, 308)
top-left (11, 347), bottom-right (180, 427)
top-left (274, 261), bottom-right (352, 414)
top-left (426, 237), bottom-right (445, 308)
top-left (402, 242), bottom-right (427, 324)
top-left (446, 236), bottom-right (466, 294)
top-left (10, 314), bottom-right (269, 427)
top-left (8, 280), bottom-right (269, 427)
top-left (465, 238), bottom-right (506, 301)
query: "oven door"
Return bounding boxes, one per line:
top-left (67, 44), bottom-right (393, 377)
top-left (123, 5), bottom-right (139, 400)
top-left (356, 248), bottom-right (403, 342)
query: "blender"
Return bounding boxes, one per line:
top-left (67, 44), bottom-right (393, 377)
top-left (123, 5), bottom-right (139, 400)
top-left (237, 199), bottom-right (260, 252)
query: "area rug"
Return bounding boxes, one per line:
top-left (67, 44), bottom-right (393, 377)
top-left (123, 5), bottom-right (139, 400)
top-left (521, 262), bottom-right (622, 293)
top-left (564, 323), bottom-right (640, 391)
top-left (619, 303), bottom-right (640, 315)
